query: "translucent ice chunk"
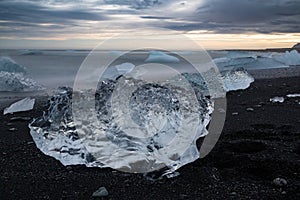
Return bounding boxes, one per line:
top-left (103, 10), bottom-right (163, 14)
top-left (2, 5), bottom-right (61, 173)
top-left (221, 68), bottom-right (254, 91)
top-left (270, 96), bottom-right (284, 103)
top-left (145, 51), bottom-right (180, 63)
top-left (29, 68), bottom-right (253, 176)
top-left (0, 57), bottom-right (27, 73)
top-left (4, 98), bottom-right (35, 115)
top-left (29, 76), bottom-right (213, 174)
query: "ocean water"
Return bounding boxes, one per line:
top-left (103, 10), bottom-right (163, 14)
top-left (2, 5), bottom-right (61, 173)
top-left (0, 49), bottom-right (296, 91)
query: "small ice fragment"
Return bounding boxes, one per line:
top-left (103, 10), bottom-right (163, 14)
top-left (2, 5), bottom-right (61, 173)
top-left (218, 108), bottom-right (226, 113)
top-left (145, 51), bottom-right (180, 63)
top-left (3, 98), bottom-right (35, 115)
top-left (286, 94), bottom-right (300, 98)
top-left (8, 127), bottom-right (17, 131)
top-left (232, 112), bottom-right (239, 116)
top-left (246, 108), bottom-right (254, 112)
top-left (92, 187), bottom-right (108, 197)
top-left (270, 97), bottom-right (284, 103)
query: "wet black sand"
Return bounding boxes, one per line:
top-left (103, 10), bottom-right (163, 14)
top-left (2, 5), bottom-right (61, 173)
top-left (0, 76), bottom-right (300, 200)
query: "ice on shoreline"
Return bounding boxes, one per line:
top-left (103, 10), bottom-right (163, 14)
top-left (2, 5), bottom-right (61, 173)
top-left (4, 97), bottom-right (35, 115)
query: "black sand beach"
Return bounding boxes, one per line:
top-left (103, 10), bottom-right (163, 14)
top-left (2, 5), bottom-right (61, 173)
top-left (0, 72), bottom-right (299, 199)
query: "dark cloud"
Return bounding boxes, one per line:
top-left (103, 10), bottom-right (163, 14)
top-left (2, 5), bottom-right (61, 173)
top-left (188, 0), bottom-right (300, 33)
top-left (0, 1), bottom-right (107, 24)
top-left (0, 0), bottom-right (299, 39)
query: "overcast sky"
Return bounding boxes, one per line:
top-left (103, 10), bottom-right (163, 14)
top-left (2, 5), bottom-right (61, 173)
top-left (0, 0), bottom-right (300, 49)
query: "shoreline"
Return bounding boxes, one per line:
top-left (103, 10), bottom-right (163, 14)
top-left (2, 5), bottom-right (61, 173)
top-left (0, 73), bottom-right (299, 199)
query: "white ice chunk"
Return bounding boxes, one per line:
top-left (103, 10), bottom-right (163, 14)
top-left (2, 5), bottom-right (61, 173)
top-left (286, 94), bottom-right (300, 98)
top-left (4, 98), bottom-right (35, 115)
top-left (270, 97), bottom-right (284, 103)
top-left (222, 68), bottom-right (254, 91)
top-left (274, 50), bottom-right (300, 66)
top-left (145, 51), bottom-right (180, 63)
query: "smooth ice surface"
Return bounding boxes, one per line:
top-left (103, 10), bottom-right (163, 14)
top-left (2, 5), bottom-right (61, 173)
top-left (270, 97), bottom-right (284, 103)
top-left (4, 97), bottom-right (35, 115)
top-left (145, 51), bottom-right (180, 63)
top-left (274, 50), bottom-right (300, 66)
top-left (286, 94), bottom-right (300, 98)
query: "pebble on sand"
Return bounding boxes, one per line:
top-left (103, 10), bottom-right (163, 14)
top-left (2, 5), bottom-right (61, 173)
top-left (273, 178), bottom-right (287, 187)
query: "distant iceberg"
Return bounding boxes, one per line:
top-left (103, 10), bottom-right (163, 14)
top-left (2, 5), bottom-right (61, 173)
top-left (213, 50), bottom-right (290, 70)
top-left (4, 97), bottom-right (35, 115)
top-left (274, 50), bottom-right (300, 66)
top-left (145, 51), bottom-right (180, 63)
top-left (0, 57), bottom-right (44, 92)
top-left (0, 57), bottom-right (27, 73)
top-left (18, 49), bottom-right (43, 56)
